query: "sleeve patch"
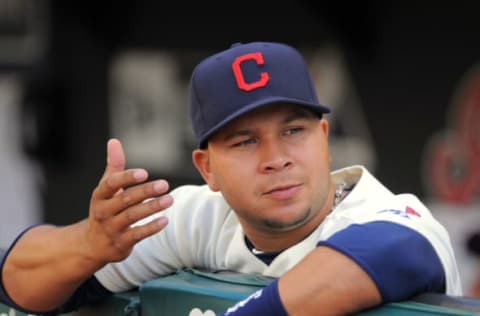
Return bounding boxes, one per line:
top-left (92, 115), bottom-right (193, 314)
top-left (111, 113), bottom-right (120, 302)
top-left (377, 206), bottom-right (422, 219)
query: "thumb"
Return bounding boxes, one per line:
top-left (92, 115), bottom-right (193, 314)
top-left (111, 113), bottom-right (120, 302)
top-left (104, 138), bottom-right (126, 177)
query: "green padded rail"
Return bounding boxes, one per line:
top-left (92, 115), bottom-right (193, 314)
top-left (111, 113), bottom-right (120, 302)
top-left (2, 269), bottom-right (480, 315)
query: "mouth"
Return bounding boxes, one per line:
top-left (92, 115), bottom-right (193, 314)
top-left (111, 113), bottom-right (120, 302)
top-left (263, 184), bottom-right (302, 200)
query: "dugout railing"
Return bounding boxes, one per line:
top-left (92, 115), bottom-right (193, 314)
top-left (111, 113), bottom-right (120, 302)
top-left (2, 267), bottom-right (480, 316)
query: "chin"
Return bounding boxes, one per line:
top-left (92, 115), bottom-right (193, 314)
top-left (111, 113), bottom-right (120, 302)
top-left (263, 208), bottom-right (311, 231)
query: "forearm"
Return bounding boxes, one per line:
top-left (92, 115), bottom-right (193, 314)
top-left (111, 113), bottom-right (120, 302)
top-left (220, 223), bottom-right (446, 316)
top-left (219, 246), bottom-right (380, 316)
top-left (277, 222), bottom-right (447, 315)
top-left (2, 221), bottom-right (105, 312)
top-left (278, 246), bottom-right (381, 315)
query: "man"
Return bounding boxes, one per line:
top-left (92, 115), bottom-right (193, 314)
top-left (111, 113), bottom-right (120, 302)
top-left (0, 42), bottom-right (462, 315)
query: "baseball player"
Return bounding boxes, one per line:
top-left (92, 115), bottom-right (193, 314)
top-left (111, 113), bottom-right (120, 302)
top-left (1, 42), bottom-right (462, 315)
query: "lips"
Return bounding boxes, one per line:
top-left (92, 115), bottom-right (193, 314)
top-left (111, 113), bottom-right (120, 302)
top-left (263, 184), bottom-right (302, 199)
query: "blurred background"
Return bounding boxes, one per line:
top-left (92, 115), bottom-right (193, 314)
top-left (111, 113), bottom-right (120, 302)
top-left (0, 0), bottom-right (479, 296)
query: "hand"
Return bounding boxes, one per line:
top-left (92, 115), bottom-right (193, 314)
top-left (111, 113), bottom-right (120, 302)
top-left (84, 138), bottom-right (173, 264)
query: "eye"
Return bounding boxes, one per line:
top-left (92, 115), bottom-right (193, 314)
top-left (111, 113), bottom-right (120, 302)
top-left (232, 137), bottom-right (257, 147)
top-left (284, 127), bottom-right (304, 135)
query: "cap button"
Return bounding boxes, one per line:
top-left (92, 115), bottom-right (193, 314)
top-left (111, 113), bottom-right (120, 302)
top-left (230, 42), bottom-right (243, 48)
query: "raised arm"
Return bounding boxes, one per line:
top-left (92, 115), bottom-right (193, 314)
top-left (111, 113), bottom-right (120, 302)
top-left (0, 139), bottom-right (173, 312)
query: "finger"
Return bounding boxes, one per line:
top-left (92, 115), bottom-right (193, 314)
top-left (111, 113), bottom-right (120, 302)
top-left (93, 168), bottom-right (149, 202)
top-left (93, 179), bottom-right (169, 220)
top-left (102, 138), bottom-right (126, 181)
top-left (117, 217), bottom-right (169, 249)
top-left (112, 194), bottom-right (174, 230)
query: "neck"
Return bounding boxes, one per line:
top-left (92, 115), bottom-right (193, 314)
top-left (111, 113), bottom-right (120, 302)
top-left (242, 181), bottom-right (337, 252)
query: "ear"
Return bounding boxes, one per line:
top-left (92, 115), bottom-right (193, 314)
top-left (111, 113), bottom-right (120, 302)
top-left (320, 118), bottom-right (329, 138)
top-left (319, 119), bottom-right (332, 165)
top-left (192, 149), bottom-right (220, 192)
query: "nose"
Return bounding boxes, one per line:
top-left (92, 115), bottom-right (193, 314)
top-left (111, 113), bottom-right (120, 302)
top-left (258, 139), bottom-right (293, 173)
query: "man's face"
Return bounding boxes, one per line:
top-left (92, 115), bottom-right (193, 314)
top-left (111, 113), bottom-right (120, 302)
top-left (193, 103), bottom-right (332, 234)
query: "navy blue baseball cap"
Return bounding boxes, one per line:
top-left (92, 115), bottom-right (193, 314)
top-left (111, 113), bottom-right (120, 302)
top-left (188, 41), bottom-right (331, 148)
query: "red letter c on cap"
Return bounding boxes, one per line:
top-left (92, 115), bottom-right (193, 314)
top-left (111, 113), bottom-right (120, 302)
top-left (232, 52), bottom-right (270, 92)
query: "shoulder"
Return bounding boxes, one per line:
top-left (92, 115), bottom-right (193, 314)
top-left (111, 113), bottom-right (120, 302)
top-left (331, 165), bottom-right (393, 200)
top-left (134, 184), bottom-right (233, 227)
top-left (328, 166), bottom-right (462, 295)
top-left (329, 165), bottom-right (442, 228)
top-left (169, 184), bottom-right (229, 210)
top-left (166, 184), bottom-right (235, 225)
top-left (330, 165), bottom-right (396, 215)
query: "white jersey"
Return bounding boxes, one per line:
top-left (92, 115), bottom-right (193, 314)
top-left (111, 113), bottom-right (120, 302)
top-left (95, 165), bottom-right (462, 296)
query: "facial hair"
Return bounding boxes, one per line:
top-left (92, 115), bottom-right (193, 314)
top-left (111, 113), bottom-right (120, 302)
top-left (260, 207), bottom-right (312, 231)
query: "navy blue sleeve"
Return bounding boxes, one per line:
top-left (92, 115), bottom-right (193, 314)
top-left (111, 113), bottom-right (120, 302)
top-left (317, 221), bottom-right (446, 302)
top-left (0, 248), bottom-right (14, 307)
top-left (0, 225), bottom-right (112, 315)
top-left (217, 279), bottom-right (288, 316)
top-left (48, 275), bottom-right (113, 315)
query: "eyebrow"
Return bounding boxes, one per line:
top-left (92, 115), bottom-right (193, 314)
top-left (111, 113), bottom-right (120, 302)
top-left (220, 108), bottom-right (318, 143)
top-left (221, 129), bottom-right (252, 143)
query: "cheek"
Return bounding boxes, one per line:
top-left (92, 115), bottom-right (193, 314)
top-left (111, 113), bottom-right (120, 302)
top-left (302, 139), bottom-right (331, 181)
top-left (210, 157), bottom-right (246, 191)
top-left (210, 158), bottom-right (259, 206)
top-left (212, 151), bottom-right (258, 177)
top-left (214, 164), bottom-right (250, 191)
top-left (213, 175), bottom-right (251, 214)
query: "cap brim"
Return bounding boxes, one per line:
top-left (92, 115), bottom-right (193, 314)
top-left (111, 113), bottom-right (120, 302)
top-left (199, 97), bottom-right (330, 148)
